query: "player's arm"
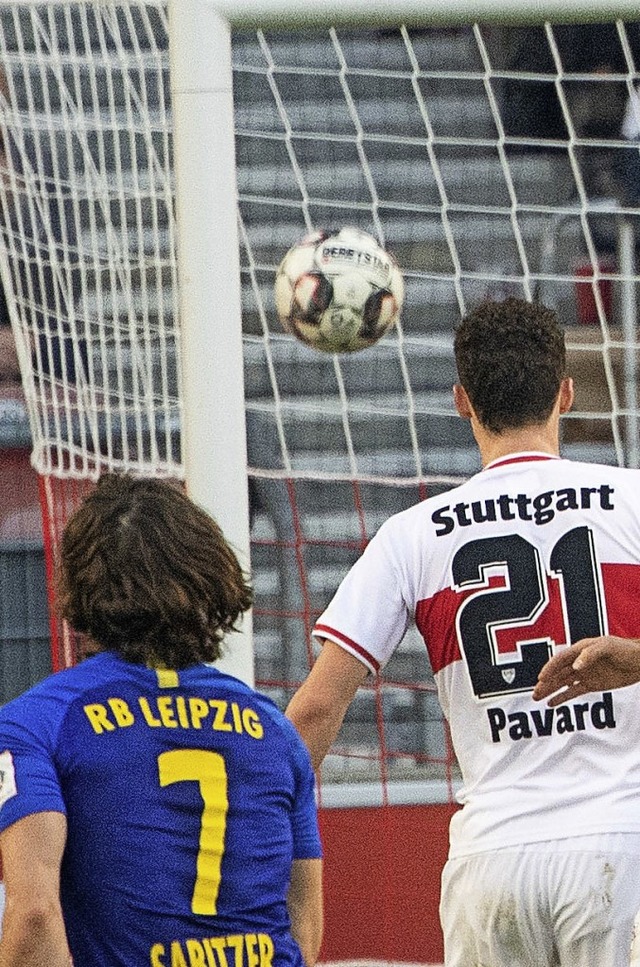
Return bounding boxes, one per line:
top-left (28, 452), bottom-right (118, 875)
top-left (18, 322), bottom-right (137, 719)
top-left (287, 857), bottom-right (323, 967)
top-left (533, 635), bottom-right (640, 706)
top-left (286, 639), bottom-right (369, 770)
top-left (0, 811), bottom-right (71, 967)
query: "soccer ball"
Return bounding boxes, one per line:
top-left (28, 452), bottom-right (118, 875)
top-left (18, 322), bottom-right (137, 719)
top-left (274, 227), bottom-right (404, 353)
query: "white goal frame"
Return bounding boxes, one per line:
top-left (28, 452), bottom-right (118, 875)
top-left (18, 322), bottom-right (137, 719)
top-left (210, 0), bottom-right (640, 26)
top-left (170, 0), bottom-right (640, 689)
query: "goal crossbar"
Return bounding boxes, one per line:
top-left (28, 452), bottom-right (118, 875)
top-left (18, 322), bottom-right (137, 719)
top-left (208, 0), bottom-right (640, 29)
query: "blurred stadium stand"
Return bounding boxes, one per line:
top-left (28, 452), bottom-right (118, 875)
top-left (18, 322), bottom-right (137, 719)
top-left (0, 400), bottom-right (50, 702)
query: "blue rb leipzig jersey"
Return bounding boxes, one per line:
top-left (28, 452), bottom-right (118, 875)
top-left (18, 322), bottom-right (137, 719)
top-left (0, 652), bottom-right (321, 966)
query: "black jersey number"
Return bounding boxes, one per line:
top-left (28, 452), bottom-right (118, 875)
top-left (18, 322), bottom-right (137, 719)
top-left (452, 526), bottom-right (606, 699)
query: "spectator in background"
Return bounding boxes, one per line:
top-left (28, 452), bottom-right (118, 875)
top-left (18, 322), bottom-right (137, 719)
top-left (503, 23), bottom-right (640, 187)
top-left (502, 22), bottom-right (640, 263)
top-left (503, 23), bottom-right (636, 155)
top-left (618, 82), bottom-right (640, 207)
top-left (0, 473), bottom-right (323, 967)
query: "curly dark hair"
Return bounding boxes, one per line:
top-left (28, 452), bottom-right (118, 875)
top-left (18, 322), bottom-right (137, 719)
top-left (454, 297), bottom-right (566, 434)
top-left (57, 474), bottom-right (253, 668)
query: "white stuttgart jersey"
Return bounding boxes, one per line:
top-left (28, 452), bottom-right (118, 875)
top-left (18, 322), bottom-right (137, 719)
top-left (315, 453), bottom-right (640, 858)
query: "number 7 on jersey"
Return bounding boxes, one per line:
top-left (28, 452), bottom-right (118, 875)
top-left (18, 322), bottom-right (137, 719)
top-left (158, 749), bottom-right (229, 915)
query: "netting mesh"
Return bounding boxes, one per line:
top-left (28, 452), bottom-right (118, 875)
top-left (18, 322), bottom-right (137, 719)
top-left (2, 4), bottom-right (640, 801)
top-left (0, 1), bottom-right (180, 479)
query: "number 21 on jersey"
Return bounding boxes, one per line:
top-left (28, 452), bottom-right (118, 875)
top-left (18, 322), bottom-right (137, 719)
top-left (452, 526), bottom-right (607, 699)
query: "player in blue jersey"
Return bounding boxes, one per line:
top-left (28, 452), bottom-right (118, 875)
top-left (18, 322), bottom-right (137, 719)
top-left (0, 474), bottom-right (323, 967)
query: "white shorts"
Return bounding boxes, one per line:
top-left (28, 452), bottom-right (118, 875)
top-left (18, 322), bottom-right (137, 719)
top-left (441, 833), bottom-right (640, 967)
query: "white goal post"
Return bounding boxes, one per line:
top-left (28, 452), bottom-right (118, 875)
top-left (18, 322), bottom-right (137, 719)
top-left (169, 0), bottom-right (253, 684)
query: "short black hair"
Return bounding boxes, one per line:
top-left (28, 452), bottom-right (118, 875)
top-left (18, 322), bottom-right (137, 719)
top-left (454, 297), bottom-right (566, 434)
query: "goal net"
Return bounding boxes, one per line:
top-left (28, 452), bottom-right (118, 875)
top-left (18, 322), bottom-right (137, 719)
top-left (1, 1), bottom-right (640, 958)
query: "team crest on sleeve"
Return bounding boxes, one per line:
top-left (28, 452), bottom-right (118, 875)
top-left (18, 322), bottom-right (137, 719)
top-left (0, 750), bottom-right (17, 807)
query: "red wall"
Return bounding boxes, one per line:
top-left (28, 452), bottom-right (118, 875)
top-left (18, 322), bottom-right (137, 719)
top-left (319, 803), bottom-right (459, 964)
top-left (0, 448), bottom-right (41, 541)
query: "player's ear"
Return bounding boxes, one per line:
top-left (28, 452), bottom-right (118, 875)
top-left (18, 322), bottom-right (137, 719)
top-left (453, 383), bottom-right (474, 419)
top-left (558, 377), bottom-right (574, 414)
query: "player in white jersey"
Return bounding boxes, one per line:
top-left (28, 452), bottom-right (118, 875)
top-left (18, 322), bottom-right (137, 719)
top-left (287, 297), bottom-right (640, 967)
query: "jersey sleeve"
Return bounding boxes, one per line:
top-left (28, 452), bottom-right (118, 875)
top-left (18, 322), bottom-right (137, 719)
top-left (284, 719), bottom-right (322, 860)
top-left (313, 519), bottom-right (410, 673)
top-left (0, 695), bottom-right (66, 831)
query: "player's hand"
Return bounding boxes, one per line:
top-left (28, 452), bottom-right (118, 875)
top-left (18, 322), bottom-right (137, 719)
top-left (532, 636), bottom-right (640, 706)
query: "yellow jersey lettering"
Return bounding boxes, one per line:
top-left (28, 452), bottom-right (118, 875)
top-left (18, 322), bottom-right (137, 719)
top-left (170, 940), bottom-right (189, 967)
top-left (139, 697), bottom-right (163, 727)
top-left (157, 696), bottom-right (178, 728)
top-left (150, 934), bottom-right (275, 967)
top-left (108, 698), bottom-right (135, 728)
top-left (245, 934), bottom-right (259, 967)
top-left (83, 703), bottom-right (116, 735)
top-left (208, 937), bottom-right (228, 967)
top-left (225, 935), bottom-right (244, 967)
top-left (175, 695), bottom-right (191, 729)
top-left (210, 700), bottom-right (232, 733)
top-left (189, 697), bottom-right (210, 728)
top-left (114, 695), bottom-right (264, 738)
top-left (257, 934), bottom-right (274, 967)
top-left (185, 939), bottom-right (208, 967)
top-left (242, 708), bottom-right (264, 740)
top-left (231, 703), bottom-right (243, 733)
top-left (150, 944), bottom-right (166, 967)
top-left (201, 939), bottom-right (217, 967)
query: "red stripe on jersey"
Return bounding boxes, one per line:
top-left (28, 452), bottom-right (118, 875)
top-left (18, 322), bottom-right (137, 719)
top-left (415, 587), bottom-right (463, 674)
top-left (417, 561), bottom-right (640, 675)
top-left (601, 563), bottom-right (640, 637)
top-left (485, 454), bottom-right (559, 471)
top-left (313, 624), bottom-right (381, 673)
